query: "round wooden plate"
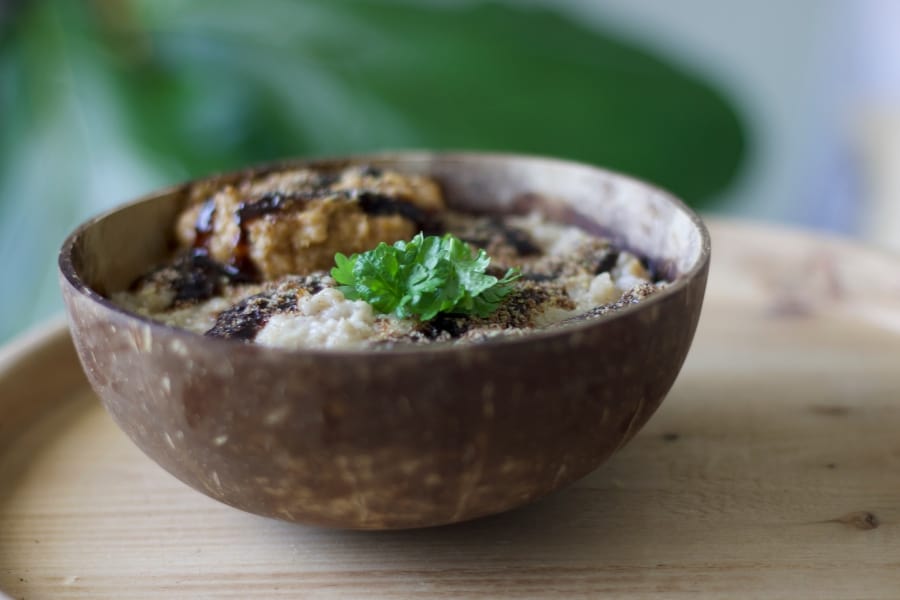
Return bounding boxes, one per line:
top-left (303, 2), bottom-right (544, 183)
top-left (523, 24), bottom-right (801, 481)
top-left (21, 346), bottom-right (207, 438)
top-left (2, 220), bottom-right (899, 599)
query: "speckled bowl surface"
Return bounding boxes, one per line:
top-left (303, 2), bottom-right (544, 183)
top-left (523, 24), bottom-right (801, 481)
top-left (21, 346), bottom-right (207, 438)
top-left (59, 152), bottom-right (709, 530)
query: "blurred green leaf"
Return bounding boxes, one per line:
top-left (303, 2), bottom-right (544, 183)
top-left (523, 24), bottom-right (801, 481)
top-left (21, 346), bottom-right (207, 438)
top-left (119, 0), bottom-right (746, 203)
top-left (0, 1), bottom-right (165, 341)
top-left (333, 0), bottom-right (747, 204)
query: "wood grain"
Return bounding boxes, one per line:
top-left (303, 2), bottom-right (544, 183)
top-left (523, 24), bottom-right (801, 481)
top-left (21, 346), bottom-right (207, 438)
top-left (2, 220), bottom-right (900, 599)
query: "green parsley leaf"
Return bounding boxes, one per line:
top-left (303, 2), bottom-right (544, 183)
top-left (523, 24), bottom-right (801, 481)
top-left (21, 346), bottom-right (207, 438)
top-left (332, 233), bottom-right (521, 321)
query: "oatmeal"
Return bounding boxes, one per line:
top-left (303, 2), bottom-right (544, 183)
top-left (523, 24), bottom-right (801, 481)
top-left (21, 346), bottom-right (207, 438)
top-left (113, 165), bottom-right (667, 349)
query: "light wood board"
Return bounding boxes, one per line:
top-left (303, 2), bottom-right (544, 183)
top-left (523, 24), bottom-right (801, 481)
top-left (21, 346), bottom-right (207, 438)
top-left (2, 220), bottom-right (900, 599)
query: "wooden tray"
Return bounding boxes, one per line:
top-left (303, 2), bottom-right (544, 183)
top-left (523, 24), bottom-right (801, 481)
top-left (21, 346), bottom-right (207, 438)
top-left (2, 220), bottom-right (899, 599)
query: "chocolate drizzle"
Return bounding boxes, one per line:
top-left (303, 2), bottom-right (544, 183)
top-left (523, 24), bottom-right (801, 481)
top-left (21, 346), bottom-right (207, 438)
top-left (205, 292), bottom-right (297, 341)
top-left (205, 276), bottom-right (327, 341)
top-left (591, 249), bottom-right (620, 275)
top-left (192, 198), bottom-right (217, 250)
top-left (236, 192), bottom-right (312, 222)
top-left (490, 218), bottom-right (542, 257)
top-left (130, 251), bottom-right (253, 307)
top-left (456, 218), bottom-right (541, 257)
top-left (190, 194), bottom-right (262, 282)
top-left (355, 191), bottom-right (438, 234)
top-left (419, 313), bottom-right (472, 339)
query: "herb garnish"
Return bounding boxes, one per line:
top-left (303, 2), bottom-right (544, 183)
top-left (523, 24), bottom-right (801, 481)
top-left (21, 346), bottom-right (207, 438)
top-left (332, 233), bottom-right (520, 321)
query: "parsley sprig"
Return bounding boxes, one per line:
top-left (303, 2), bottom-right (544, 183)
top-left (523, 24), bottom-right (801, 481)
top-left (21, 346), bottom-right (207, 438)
top-left (332, 233), bottom-right (520, 321)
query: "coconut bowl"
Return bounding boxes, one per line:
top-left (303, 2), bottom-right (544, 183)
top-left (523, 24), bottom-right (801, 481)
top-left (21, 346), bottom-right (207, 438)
top-left (59, 152), bottom-right (709, 529)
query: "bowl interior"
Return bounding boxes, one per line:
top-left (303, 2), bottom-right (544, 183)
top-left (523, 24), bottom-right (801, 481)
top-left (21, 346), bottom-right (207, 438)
top-left (65, 152), bottom-right (707, 300)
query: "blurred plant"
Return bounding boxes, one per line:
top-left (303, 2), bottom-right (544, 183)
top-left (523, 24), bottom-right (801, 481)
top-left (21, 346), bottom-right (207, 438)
top-left (0, 0), bottom-right (746, 342)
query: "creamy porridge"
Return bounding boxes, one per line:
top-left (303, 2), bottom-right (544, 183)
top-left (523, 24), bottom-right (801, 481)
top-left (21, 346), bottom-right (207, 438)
top-left (113, 166), bottom-right (666, 349)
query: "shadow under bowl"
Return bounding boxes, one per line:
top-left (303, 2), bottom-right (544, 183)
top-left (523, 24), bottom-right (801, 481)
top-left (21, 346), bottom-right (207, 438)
top-left (59, 152), bottom-right (709, 530)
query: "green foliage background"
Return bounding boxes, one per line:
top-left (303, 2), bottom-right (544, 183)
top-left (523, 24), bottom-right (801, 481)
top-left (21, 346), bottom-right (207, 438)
top-left (0, 0), bottom-right (746, 343)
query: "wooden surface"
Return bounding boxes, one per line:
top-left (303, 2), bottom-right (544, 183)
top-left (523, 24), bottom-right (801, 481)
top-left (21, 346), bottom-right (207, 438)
top-left (2, 219), bottom-right (900, 599)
